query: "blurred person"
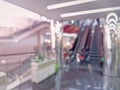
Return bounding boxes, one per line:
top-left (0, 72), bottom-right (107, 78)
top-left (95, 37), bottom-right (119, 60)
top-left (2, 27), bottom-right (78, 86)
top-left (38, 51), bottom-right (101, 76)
top-left (76, 53), bottom-right (80, 63)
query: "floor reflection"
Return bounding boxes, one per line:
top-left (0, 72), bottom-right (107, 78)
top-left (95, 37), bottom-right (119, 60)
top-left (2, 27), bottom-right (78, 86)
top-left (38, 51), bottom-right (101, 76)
top-left (13, 62), bottom-right (105, 90)
top-left (32, 62), bottom-right (104, 90)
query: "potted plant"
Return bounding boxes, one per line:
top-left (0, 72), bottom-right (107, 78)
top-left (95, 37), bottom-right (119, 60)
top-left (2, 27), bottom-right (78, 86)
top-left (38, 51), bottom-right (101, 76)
top-left (35, 53), bottom-right (44, 63)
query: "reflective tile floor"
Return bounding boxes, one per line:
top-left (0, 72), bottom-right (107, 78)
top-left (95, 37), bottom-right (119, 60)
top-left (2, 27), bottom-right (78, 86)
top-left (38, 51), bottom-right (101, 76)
top-left (13, 62), bottom-right (104, 90)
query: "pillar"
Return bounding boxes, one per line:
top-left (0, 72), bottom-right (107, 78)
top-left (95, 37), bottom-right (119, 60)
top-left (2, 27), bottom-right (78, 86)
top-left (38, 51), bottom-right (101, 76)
top-left (103, 24), bottom-right (120, 90)
top-left (55, 21), bottom-right (63, 68)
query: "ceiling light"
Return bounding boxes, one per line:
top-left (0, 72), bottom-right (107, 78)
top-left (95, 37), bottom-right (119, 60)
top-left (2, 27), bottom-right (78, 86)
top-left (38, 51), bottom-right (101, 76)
top-left (47, 0), bottom-right (97, 10)
top-left (1, 60), bottom-right (6, 64)
top-left (61, 6), bottom-right (120, 18)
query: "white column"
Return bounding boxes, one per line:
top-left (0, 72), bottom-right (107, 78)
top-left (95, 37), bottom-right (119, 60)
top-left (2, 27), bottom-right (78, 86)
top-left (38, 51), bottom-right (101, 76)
top-left (50, 20), bottom-right (56, 50)
top-left (55, 21), bottom-right (63, 68)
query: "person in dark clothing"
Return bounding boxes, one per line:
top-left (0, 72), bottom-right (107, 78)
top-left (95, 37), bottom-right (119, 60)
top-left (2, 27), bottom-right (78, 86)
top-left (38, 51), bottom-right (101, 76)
top-left (97, 18), bottom-right (100, 24)
top-left (100, 56), bottom-right (105, 68)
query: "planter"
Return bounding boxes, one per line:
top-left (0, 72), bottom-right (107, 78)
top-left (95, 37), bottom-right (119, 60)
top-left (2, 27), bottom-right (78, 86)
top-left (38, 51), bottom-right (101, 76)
top-left (31, 59), bottom-right (56, 83)
top-left (0, 72), bottom-right (6, 90)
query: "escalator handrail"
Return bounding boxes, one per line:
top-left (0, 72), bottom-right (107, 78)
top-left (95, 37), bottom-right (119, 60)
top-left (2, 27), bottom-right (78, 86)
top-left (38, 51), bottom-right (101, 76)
top-left (70, 23), bottom-right (85, 60)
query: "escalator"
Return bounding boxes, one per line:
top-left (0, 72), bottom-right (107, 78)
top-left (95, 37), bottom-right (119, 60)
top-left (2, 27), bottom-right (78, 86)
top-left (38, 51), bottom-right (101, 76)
top-left (85, 25), bottom-right (104, 71)
top-left (69, 23), bottom-right (85, 61)
top-left (70, 24), bottom-right (91, 62)
top-left (77, 26), bottom-right (91, 60)
top-left (64, 22), bottom-right (103, 66)
top-left (89, 25), bottom-right (101, 64)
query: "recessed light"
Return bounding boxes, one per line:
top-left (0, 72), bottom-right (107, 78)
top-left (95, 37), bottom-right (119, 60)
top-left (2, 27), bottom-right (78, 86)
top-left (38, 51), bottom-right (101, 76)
top-left (1, 60), bottom-right (6, 64)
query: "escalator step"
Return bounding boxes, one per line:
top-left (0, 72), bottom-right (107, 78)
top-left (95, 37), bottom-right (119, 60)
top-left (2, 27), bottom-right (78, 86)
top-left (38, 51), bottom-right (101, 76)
top-left (90, 51), bottom-right (99, 53)
top-left (90, 58), bottom-right (100, 61)
top-left (89, 60), bottom-right (100, 64)
top-left (90, 54), bottom-right (100, 57)
top-left (90, 49), bottom-right (100, 51)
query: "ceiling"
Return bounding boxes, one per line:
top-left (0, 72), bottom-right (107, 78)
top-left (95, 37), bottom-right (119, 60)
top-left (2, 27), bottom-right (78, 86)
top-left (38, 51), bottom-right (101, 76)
top-left (5, 0), bottom-right (120, 21)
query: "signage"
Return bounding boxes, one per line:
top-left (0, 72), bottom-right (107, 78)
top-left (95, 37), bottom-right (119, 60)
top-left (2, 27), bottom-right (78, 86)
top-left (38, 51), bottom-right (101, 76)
top-left (106, 13), bottom-right (119, 31)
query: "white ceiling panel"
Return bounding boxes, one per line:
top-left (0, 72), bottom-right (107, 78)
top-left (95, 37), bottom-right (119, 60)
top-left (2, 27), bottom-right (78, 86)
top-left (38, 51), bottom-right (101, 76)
top-left (4, 0), bottom-right (120, 21)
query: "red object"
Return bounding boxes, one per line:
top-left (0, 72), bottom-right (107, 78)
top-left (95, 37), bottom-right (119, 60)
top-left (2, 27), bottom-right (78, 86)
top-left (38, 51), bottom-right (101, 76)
top-left (80, 55), bottom-right (84, 60)
top-left (64, 53), bottom-right (69, 58)
top-left (63, 25), bottom-right (80, 34)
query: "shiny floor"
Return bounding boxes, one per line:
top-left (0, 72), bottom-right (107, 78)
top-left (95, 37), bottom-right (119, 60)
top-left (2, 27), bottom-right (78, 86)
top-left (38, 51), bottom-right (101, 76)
top-left (13, 62), bottom-right (104, 90)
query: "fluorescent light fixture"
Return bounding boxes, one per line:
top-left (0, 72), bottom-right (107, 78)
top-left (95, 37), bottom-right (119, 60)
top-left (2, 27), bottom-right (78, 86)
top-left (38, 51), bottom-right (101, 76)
top-left (47, 0), bottom-right (97, 10)
top-left (61, 6), bottom-right (120, 18)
